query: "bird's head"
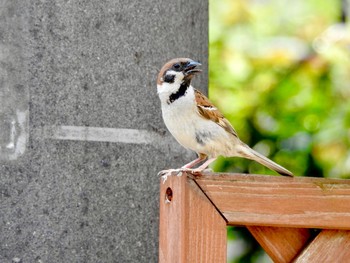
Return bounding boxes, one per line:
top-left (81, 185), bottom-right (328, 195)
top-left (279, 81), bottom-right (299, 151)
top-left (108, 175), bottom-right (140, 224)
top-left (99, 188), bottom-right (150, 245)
top-left (157, 58), bottom-right (202, 94)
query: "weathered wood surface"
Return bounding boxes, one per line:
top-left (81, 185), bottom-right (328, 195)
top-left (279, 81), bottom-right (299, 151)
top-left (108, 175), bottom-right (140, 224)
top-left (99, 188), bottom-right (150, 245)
top-left (248, 226), bottom-right (312, 263)
top-left (294, 230), bottom-right (350, 262)
top-left (195, 173), bottom-right (350, 229)
top-left (159, 173), bottom-right (227, 263)
top-left (159, 172), bottom-right (350, 262)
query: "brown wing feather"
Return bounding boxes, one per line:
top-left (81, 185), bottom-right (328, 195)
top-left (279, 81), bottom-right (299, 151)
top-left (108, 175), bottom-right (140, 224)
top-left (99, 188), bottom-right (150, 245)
top-left (194, 89), bottom-right (238, 137)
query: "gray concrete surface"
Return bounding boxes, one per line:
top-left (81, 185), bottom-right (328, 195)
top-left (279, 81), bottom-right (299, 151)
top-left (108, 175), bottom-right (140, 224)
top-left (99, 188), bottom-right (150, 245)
top-left (0, 0), bottom-right (208, 262)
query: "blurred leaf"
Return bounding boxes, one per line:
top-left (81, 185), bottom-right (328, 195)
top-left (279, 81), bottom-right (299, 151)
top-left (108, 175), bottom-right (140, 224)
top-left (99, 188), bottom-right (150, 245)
top-left (209, 0), bottom-right (350, 181)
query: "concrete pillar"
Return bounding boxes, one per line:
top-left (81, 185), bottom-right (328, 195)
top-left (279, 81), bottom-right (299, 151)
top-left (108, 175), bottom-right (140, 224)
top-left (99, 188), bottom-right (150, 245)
top-left (0, 0), bottom-right (208, 262)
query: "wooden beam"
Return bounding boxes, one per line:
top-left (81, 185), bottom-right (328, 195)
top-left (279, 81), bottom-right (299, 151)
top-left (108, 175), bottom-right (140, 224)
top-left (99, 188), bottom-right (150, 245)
top-left (195, 173), bottom-right (350, 229)
top-left (247, 226), bottom-right (311, 263)
top-left (294, 230), bottom-right (350, 262)
top-left (159, 172), bottom-right (227, 263)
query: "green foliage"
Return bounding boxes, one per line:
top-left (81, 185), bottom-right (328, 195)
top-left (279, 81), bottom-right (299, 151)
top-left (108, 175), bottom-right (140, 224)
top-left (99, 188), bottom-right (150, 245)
top-left (210, 1), bottom-right (350, 262)
top-left (209, 0), bottom-right (350, 179)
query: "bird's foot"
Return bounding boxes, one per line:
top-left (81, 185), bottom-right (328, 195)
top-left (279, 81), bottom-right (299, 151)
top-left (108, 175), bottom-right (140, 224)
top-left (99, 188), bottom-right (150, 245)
top-left (158, 169), bottom-right (184, 184)
top-left (178, 168), bottom-right (212, 178)
top-left (184, 168), bottom-right (206, 177)
top-left (158, 167), bottom-right (213, 183)
top-left (158, 168), bottom-right (183, 177)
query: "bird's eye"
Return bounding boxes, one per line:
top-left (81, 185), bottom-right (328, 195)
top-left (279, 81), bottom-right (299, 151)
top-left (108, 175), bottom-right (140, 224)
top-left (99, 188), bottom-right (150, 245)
top-left (173, 63), bottom-right (181, 70)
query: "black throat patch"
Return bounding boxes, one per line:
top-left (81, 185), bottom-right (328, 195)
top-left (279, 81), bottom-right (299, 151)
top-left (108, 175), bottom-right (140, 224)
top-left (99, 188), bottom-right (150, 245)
top-left (168, 80), bottom-right (190, 104)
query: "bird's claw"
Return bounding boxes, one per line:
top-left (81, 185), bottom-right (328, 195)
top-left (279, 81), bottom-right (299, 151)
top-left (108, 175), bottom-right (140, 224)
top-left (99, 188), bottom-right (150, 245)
top-left (158, 169), bottom-right (182, 177)
top-left (187, 169), bottom-right (203, 177)
top-left (158, 167), bottom-right (211, 183)
top-left (157, 170), bottom-right (168, 177)
top-left (158, 169), bottom-right (183, 184)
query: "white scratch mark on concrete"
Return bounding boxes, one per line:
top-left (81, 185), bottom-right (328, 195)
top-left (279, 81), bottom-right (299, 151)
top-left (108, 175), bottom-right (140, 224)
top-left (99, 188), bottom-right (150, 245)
top-left (6, 120), bottom-right (16, 149)
top-left (9, 110), bottom-right (28, 160)
top-left (43, 125), bottom-right (163, 145)
top-left (36, 125), bottom-right (194, 160)
top-left (0, 110), bottom-right (29, 161)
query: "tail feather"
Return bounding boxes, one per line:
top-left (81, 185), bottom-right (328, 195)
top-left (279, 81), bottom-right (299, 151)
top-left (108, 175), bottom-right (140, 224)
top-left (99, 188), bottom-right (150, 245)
top-left (238, 145), bottom-right (293, 176)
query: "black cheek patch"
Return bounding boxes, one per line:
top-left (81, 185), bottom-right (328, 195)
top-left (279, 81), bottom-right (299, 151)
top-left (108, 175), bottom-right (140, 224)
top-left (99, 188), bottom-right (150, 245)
top-left (168, 80), bottom-right (190, 104)
top-left (164, 74), bottom-right (175, 83)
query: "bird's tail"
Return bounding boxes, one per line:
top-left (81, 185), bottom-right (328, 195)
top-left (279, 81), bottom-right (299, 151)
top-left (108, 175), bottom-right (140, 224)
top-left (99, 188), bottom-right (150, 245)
top-left (238, 144), bottom-right (293, 176)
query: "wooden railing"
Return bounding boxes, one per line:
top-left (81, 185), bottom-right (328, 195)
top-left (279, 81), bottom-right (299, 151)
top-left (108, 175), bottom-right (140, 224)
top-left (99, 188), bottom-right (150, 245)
top-left (159, 172), bottom-right (350, 263)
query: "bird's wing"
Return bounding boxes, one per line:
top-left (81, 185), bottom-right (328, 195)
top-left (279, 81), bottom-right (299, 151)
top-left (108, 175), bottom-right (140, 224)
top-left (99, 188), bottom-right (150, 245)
top-left (194, 89), bottom-right (238, 137)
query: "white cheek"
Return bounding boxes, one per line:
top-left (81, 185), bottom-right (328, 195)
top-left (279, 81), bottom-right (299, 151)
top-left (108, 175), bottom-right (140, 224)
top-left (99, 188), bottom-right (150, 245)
top-left (157, 71), bottom-right (185, 102)
top-left (166, 70), bottom-right (183, 78)
top-left (157, 83), bottom-right (176, 96)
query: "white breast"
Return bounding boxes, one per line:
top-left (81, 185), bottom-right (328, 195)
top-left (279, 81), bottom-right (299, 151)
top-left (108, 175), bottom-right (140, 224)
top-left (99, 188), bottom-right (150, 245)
top-left (160, 86), bottom-right (236, 157)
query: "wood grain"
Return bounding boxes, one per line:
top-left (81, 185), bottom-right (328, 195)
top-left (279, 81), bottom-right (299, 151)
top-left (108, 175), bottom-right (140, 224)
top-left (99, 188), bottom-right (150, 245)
top-left (248, 226), bottom-right (311, 263)
top-left (195, 173), bottom-right (350, 229)
top-left (294, 230), bottom-right (350, 262)
top-left (159, 172), bottom-right (350, 262)
top-left (159, 173), bottom-right (227, 263)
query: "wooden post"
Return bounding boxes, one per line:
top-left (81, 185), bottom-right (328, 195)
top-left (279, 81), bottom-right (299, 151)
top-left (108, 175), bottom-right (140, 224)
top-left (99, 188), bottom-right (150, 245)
top-left (196, 173), bottom-right (350, 229)
top-left (247, 226), bottom-right (311, 263)
top-left (159, 172), bottom-right (350, 262)
top-left (159, 173), bottom-right (227, 263)
top-left (294, 230), bottom-right (350, 262)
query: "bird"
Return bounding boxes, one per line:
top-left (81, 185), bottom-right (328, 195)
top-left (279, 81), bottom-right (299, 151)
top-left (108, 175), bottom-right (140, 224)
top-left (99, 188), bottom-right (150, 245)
top-left (156, 58), bottom-right (293, 177)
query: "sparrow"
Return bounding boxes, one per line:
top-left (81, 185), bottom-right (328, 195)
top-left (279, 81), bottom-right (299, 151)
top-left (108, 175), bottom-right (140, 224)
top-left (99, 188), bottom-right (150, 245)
top-left (157, 58), bottom-right (293, 176)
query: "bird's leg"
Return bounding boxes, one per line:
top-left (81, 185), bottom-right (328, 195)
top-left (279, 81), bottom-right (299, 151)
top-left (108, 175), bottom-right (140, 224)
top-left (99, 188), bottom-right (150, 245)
top-left (189, 157), bottom-right (217, 175)
top-left (179, 154), bottom-right (208, 174)
top-left (158, 169), bottom-right (184, 183)
top-left (158, 154), bottom-right (209, 182)
top-left (181, 156), bottom-right (206, 169)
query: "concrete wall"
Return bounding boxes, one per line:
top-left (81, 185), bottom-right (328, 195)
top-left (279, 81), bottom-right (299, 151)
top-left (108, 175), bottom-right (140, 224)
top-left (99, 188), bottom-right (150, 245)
top-left (0, 0), bottom-right (208, 262)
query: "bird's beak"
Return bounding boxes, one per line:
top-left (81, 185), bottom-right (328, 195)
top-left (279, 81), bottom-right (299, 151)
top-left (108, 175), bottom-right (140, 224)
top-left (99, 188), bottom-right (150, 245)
top-left (183, 60), bottom-right (202, 77)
